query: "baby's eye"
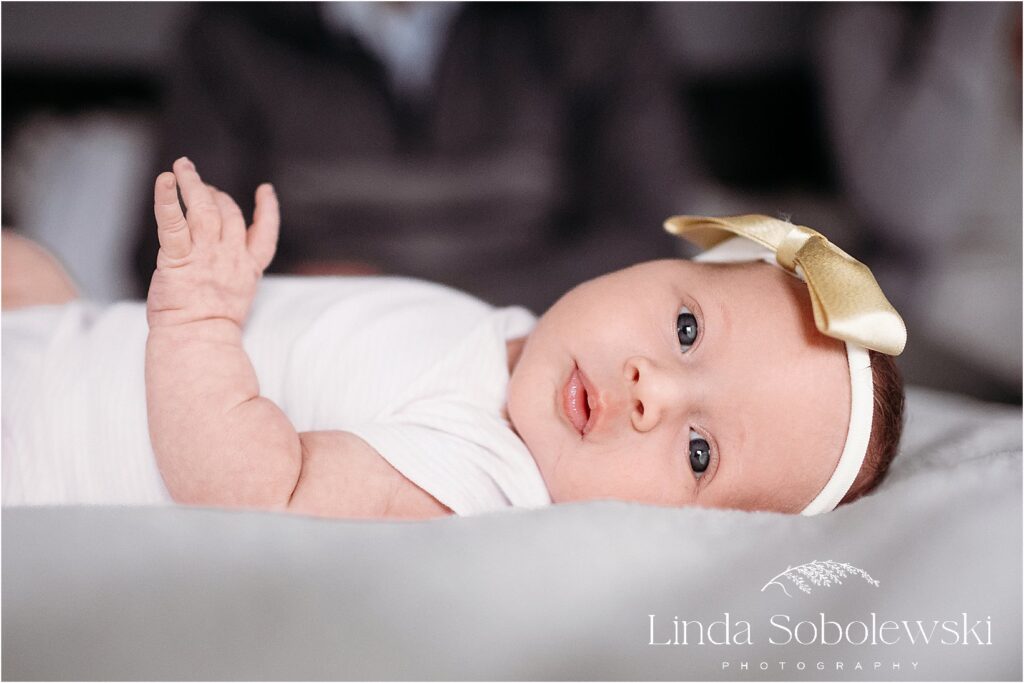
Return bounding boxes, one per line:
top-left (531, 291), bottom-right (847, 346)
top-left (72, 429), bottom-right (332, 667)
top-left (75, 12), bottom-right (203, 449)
top-left (677, 306), bottom-right (699, 351)
top-left (689, 429), bottom-right (712, 478)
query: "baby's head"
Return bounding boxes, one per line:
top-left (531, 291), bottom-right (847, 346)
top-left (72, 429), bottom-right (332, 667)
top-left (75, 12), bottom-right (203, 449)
top-left (507, 216), bottom-right (906, 515)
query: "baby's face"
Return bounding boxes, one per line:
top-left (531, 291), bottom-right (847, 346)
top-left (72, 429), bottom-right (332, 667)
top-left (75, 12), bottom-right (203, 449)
top-left (507, 259), bottom-right (851, 513)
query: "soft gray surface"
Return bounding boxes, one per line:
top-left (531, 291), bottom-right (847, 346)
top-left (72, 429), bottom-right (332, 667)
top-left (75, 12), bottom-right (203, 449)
top-left (2, 388), bottom-right (1021, 681)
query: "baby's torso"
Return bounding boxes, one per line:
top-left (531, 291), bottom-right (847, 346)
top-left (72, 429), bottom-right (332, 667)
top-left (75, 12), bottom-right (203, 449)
top-left (246, 276), bottom-right (507, 428)
top-left (2, 276), bottom-right (548, 511)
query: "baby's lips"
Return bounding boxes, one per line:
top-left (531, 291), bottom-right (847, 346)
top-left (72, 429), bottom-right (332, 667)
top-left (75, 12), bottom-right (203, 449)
top-left (576, 368), bottom-right (603, 436)
top-left (563, 367), bottom-right (588, 435)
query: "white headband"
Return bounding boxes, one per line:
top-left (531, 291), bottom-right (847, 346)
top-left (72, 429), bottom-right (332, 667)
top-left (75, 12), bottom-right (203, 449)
top-left (693, 237), bottom-right (873, 515)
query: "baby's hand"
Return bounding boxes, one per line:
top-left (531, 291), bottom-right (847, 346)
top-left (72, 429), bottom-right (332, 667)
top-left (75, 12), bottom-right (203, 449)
top-left (146, 157), bottom-right (278, 329)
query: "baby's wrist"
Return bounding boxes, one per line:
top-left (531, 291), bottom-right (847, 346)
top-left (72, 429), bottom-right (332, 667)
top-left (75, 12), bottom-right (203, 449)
top-left (146, 298), bottom-right (250, 332)
top-left (146, 316), bottom-right (244, 346)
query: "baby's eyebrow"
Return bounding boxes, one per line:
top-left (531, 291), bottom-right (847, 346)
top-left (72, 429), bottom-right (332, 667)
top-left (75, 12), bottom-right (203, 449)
top-left (710, 293), bottom-right (730, 341)
top-left (708, 412), bottom-right (745, 492)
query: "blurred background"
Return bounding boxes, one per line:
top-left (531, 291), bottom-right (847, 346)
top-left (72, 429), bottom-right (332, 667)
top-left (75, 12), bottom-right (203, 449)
top-left (2, 2), bottom-right (1020, 403)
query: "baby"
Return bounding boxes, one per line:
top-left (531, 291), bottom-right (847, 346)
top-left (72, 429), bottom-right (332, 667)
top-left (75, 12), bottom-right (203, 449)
top-left (1, 158), bottom-right (906, 518)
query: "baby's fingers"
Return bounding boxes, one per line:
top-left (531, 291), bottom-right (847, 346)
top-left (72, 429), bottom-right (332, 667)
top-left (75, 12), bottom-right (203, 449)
top-left (211, 188), bottom-right (247, 249)
top-left (248, 184), bottom-right (279, 271)
top-left (173, 157), bottom-right (219, 243)
top-left (153, 172), bottom-right (191, 260)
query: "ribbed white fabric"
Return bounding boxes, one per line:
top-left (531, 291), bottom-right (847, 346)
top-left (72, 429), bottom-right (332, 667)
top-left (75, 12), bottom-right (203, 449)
top-left (2, 276), bottom-right (552, 514)
top-left (2, 300), bottom-right (169, 505)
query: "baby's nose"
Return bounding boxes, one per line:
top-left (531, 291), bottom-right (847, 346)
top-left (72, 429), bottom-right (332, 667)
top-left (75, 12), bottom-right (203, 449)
top-left (623, 356), bottom-right (687, 432)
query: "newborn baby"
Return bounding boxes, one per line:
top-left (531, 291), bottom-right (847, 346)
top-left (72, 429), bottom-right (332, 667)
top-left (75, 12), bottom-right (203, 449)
top-left (1, 159), bottom-right (906, 518)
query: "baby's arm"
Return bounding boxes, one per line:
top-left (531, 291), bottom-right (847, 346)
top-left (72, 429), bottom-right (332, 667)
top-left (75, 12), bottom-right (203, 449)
top-left (145, 158), bottom-right (297, 507)
top-left (145, 158), bottom-right (449, 518)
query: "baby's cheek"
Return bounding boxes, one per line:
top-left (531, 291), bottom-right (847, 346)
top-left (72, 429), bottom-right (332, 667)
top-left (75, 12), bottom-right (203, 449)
top-left (538, 439), bottom-right (638, 504)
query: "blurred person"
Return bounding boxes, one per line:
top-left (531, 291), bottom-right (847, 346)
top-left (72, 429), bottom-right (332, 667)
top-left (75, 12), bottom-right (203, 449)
top-left (814, 3), bottom-right (1022, 387)
top-left (132, 2), bottom-right (692, 311)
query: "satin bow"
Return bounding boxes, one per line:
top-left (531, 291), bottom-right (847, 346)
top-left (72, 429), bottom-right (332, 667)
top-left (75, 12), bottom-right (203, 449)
top-left (663, 214), bottom-right (907, 356)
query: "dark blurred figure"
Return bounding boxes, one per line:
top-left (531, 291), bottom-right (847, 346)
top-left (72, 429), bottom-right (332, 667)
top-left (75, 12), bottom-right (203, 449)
top-left (814, 3), bottom-right (1022, 398)
top-left (132, 2), bottom-right (690, 310)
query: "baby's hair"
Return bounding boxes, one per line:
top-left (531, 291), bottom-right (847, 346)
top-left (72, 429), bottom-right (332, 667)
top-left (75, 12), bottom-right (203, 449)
top-left (838, 351), bottom-right (905, 507)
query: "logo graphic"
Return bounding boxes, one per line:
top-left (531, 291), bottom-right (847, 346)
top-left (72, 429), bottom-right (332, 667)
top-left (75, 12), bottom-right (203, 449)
top-left (761, 560), bottom-right (880, 598)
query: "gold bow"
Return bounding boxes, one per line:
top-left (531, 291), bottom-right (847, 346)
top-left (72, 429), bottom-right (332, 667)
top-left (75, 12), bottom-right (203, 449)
top-left (663, 214), bottom-right (907, 356)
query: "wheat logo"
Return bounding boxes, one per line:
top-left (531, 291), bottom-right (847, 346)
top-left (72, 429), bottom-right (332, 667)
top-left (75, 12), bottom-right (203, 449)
top-left (761, 560), bottom-right (880, 598)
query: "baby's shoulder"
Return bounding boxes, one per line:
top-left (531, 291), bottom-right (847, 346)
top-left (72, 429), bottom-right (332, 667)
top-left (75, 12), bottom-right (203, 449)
top-left (254, 275), bottom-right (493, 322)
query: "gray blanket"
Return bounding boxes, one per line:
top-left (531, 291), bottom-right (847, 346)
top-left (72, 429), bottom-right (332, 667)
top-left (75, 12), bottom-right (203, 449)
top-left (3, 387), bottom-right (1021, 681)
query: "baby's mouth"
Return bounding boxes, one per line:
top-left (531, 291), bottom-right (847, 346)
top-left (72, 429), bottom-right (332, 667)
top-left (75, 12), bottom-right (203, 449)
top-left (563, 365), bottom-right (591, 435)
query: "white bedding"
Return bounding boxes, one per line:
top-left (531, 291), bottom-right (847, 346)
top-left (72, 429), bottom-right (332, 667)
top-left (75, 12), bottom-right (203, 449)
top-left (2, 387), bottom-right (1020, 680)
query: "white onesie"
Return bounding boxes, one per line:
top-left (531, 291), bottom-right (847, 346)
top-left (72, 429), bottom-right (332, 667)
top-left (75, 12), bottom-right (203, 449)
top-left (1, 276), bottom-right (552, 515)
